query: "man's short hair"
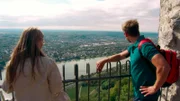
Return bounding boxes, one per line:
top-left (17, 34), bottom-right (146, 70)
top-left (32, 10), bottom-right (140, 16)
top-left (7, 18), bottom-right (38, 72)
top-left (122, 19), bottom-right (140, 37)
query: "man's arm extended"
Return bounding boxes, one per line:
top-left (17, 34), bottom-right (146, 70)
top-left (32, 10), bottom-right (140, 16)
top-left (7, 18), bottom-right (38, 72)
top-left (140, 53), bottom-right (170, 96)
top-left (96, 50), bottom-right (129, 72)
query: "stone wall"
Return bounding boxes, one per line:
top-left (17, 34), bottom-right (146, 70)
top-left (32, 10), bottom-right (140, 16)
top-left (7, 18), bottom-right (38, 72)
top-left (158, 0), bottom-right (180, 101)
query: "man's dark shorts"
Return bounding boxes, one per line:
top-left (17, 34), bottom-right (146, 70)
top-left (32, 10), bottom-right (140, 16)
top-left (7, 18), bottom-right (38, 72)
top-left (134, 96), bottom-right (158, 101)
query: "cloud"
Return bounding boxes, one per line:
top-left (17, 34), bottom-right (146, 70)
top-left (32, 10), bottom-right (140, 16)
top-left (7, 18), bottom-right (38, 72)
top-left (0, 0), bottom-right (160, 32)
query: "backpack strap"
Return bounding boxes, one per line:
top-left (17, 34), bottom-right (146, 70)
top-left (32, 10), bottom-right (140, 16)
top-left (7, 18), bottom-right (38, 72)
top-left (138, 38), bottom-right (155, 49)
top-left (138, 38), bottom-right (157, 74)
top-left (138, 38), bottom-right (159, 55)
top-left (138, 38), bottom-right (153, 57)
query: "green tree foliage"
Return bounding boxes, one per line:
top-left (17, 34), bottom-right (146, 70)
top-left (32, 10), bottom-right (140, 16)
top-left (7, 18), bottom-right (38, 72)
top-left (101, 80), bottom-right (115, 90)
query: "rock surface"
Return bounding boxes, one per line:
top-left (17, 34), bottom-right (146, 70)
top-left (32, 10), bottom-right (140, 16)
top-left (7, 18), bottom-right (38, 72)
top-left (159, 0), bottom-right (180, 101)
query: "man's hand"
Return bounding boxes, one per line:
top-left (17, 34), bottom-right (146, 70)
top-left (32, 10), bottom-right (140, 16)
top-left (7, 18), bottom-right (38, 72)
top-left (140, 86), bottom-right (158, 97)
top-left (96, 50), bottom-right (129, 72)
top-left (96, 58), bottom-right (108, 72)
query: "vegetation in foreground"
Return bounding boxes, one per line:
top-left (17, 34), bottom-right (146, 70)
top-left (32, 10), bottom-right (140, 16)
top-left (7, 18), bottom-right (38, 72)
top-left (66, 64), bottom-right (134, 101)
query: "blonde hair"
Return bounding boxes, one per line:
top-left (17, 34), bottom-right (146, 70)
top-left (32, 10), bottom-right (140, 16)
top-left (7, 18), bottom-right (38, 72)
top-left (122, 19), bottom-right (140, 36)
top-left (5, 27), bottom-right (45, 91)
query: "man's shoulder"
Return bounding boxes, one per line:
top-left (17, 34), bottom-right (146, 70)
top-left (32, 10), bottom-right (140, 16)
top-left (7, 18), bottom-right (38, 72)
top-left (140, 41), bottom-right (159, 60)
top-left (127, 44), bottom-right (134, 50)
top-left (140, 42), bottom-right (156, 51)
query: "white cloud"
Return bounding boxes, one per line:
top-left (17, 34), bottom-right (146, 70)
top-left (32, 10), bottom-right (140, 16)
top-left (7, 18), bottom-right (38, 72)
top-left (0, 0), bottom-right (72, 16)
top-left (0, 0), bottom-right (160, 32)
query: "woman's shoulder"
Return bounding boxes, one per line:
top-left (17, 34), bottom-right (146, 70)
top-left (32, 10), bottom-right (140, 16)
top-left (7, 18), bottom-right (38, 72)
top-left (40, 56), bottom-right (55, 62)
top-left (39, 57), bottom-right (58, 73)
top-left (39, 56), bottom-right (56, 65)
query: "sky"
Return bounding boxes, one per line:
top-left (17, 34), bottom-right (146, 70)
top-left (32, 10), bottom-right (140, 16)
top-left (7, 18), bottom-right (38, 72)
top-left (0, 0), bottom-right (160, 32)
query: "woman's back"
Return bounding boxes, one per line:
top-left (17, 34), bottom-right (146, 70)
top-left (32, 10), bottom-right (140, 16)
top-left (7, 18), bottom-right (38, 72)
top-left (3, 56), bottom-right (69, 101)
top-left (2, 27), bottom-right (70, 101)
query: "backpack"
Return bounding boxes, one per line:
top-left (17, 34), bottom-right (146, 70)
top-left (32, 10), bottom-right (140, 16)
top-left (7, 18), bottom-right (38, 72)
top-left (138, 38), bottom-right (180, 87)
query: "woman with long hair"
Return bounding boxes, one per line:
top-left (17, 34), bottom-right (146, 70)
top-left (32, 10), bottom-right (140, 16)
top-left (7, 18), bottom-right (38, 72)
top-left (2, 27), bottom-right (70, 101)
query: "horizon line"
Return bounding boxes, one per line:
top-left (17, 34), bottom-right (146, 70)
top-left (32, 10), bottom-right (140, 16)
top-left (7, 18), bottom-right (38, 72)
top-left (0, 28), bottom-right (158, 33)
